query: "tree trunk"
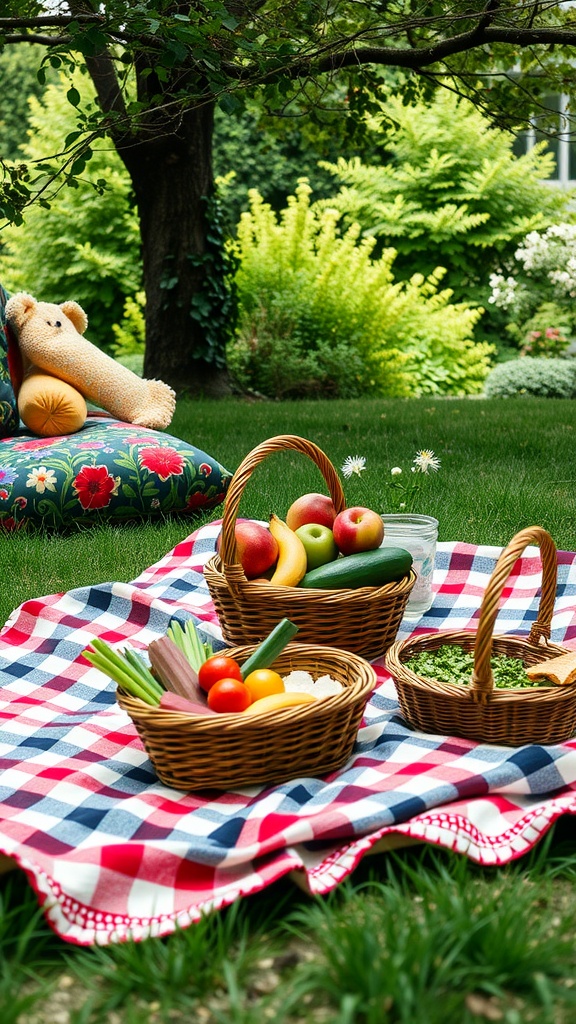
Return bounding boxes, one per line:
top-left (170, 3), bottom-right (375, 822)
top-left (119, 100), bottom-right (234, 397)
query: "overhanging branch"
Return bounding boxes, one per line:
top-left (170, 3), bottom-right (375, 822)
top-left (307, 26), bottom-right (576, 76)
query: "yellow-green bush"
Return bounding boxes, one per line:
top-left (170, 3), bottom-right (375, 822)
top-left (229, 181), bottom-right (493, 398)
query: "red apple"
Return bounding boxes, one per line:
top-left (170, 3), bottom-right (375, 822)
top-left (333, 506), bottom-right (384, 556)
top-left (286, 492), bottom-right (337, 531)
top-left (216, 520), bottom-right (278, 579)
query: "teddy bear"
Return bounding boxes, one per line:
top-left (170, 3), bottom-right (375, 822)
top-left (5, 292), bottom-right (176, 437)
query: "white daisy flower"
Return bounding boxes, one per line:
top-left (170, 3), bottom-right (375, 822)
top-left (413, 450), bottom-right (441, 474)
top-left (26, 466), bottom-right (57, 493)
top-left (390, 466), bottom-right (402, 476)
top-left (341, 455), bottom-right (366, 479)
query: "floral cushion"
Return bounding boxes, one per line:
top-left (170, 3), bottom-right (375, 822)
top-left (0, 413), bottom-right (231, 531)
top-left (0, 283), bottom-right (19, 439)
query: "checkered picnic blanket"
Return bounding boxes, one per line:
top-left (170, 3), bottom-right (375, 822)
top-left (1, 522), bottom-right (576, 946)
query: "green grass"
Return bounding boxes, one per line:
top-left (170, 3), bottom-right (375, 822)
top-left (2, 836), bottom-right (576, 1023)
top-left (168, 395), bottom-right (576, 550)
top-left (1, 394), bottom-right (576, 1023)
top-left (1, 394), bottom-right (575, 627)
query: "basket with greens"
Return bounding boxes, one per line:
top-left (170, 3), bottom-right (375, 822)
top-left (385, 526), bottom-right (576, 746)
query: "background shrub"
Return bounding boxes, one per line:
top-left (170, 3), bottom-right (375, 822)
top-left (212, 73), bottom-right (406, 232)
top-left (0, 72), bottom-right (141, 351)
top-left (229, 181), bottom-right (493, 398)
top-left (213, 93), bottom-right (354, 234)
top-left (0, 47), bottom-right (57, 161)
top-left (513, 302), bottom-right (571, 357)
top-left (484, 357), bottom-right (576, 398)
top-left (317, 91), bottom-right (572, 352)
top-left (489, 224), bottom-right (576, 354)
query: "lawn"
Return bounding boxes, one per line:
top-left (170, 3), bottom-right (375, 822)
top-left (1, 394), bottom-right (576, 1024)
top-left (1, 394), bottom-right (575, 626)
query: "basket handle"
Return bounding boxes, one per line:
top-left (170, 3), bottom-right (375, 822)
top-left (218, 434), bottom-right (347, 577)
top-left (471, 526), bottom-right (557, 702)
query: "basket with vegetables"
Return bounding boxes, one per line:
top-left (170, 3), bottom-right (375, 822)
top-left (84, 618), bottom-right (377, 790)
top-left (385, 526), bottom-right (576, 746)
top-left (203, 434), bottom-right (416, 660)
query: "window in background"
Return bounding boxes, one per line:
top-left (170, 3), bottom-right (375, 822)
top-left (513, 93), bottom-right (576, 188)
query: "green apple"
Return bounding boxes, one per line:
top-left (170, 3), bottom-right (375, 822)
top-left (295, 523), bottom-right (339, 571)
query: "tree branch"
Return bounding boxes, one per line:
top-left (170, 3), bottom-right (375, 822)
top-left (307, 25), bottom-right (576, 76)
top-left (4, 8), bottom-right (576, 113)
top-left (0, 33), bottom-right (71, 45)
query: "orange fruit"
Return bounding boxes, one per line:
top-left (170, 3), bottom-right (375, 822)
top-left (243, 668), bottom-right (285, 702)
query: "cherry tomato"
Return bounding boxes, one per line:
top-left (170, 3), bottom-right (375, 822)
top-left (244, 668), bottom-right (285, 702)
top-left (198, 655), bottom-right (243, 693)
top-left (207, 678), bottom-right (252, 713)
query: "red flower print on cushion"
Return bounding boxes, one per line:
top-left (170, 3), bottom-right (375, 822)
top-left (0, 516), bottom-right (26, 533)
top-left (13, 437), bottom-right (62, 451)
top-left (138, 446), bottom-right (185, 481)
top-left (186, 490), bottom-right (217, 510)
top-left (199, 463), bottom-right (213, 477)
top-left (73, 465), bottom-right (120, 510)
top-left (125, 435), bottom-right (159, 446)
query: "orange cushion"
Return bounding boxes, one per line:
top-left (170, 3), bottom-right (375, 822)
top-left (18, 372), bottom-right (87, 437)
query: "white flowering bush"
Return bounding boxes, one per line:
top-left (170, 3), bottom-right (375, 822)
top-left (488, 274), bottom-right (518, 309)
top-left (489, 224), bottom-right (576, 354)
top-left (516, 225), bottom-right (576, 296)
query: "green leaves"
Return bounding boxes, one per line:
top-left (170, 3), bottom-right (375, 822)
top-left (0, 161), bottom-right (31, 225)
top-left (405, 646), bottom-right (546, 689)
top-left (316, 87), bottom-right (574, 361)
top-left (66, 85), bottom-right (81, 107)
top-left (230, 178), bottom-right (489, 398)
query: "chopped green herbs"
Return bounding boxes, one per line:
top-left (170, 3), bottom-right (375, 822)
top-left (405, 645), bottom-right (549, 689)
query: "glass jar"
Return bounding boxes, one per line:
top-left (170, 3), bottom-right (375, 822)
top-left (380, 513), bottom-right (439, 619)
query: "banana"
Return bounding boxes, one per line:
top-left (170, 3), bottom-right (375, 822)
top-left (268, 513), bottom-right (308, 586)
top-left (243, 691), bottom-right (317, 716)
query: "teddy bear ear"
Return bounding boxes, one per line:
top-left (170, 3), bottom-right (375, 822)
top-left (5, 292), bottom-right (37, 330)
top-left (60, 300), bottom-right (88, 335)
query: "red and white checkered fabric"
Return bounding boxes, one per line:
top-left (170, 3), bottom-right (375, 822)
top-left (1, 522), bottom-right (575, 945)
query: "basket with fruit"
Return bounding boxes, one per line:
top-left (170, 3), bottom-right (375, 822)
top-left (85, 618), bottom-right (377, 790)
top-left (203, 435), bottom-right (416, 660)
top-left (385, 526), bottom-right (576, 746)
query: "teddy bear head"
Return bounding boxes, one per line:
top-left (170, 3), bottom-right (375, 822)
top-left (5, 292), bottom-right (89, 353)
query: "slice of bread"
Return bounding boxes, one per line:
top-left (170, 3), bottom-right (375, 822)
top-left (526, 650), bottom-right (576, 686)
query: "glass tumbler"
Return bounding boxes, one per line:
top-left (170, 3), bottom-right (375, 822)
top-left (380, 513), bottom-right (439, 619)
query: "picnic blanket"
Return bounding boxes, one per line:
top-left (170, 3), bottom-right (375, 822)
top-left (1, 521), bottom-right (576, 946)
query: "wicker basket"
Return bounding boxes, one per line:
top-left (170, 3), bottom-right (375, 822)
top-left (117, 642), bottom-right (377, 790)
top-left (385, 526), bottom-right (576, 746)
top-left (204, 434), bottom-right (416, 660)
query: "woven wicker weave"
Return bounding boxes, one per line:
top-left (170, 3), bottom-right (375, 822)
top-left (204, 435), bottom-right (416, 660)
top-left (385, 526), bottom-right (576, 746)
top-left (117, 642), bottom-right (377, 790)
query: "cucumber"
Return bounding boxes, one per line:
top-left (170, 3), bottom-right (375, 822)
top-left (240, 617), bottom-right (299, 678)
top-left (299, 547), bottom-right (413, 590)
